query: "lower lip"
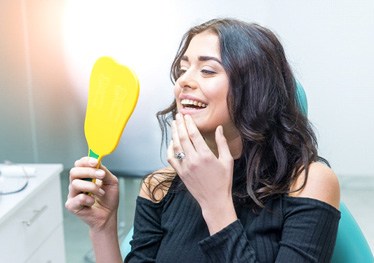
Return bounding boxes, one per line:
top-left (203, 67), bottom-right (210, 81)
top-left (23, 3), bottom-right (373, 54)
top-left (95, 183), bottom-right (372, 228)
top-left (179, 107), bottom-right (206, 115)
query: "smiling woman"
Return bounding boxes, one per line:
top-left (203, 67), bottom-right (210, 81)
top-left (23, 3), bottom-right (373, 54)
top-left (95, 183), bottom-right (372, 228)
top-left (65, 17), bottom-right (341, 263)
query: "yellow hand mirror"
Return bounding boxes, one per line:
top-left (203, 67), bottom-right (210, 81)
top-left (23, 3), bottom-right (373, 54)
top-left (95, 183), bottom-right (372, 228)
top-left (84, 56), bottom-right (140, 169)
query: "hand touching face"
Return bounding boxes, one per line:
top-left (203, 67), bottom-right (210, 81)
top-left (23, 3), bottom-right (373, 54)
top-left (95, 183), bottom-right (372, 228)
top-left (168, 114), bottom-right (234, 208)
top-left (167, 113), bottom-right (238, 234)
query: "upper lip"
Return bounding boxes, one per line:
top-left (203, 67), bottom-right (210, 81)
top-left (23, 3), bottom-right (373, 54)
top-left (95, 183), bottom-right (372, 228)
top-left (179, 94), bottom-right (208, 108)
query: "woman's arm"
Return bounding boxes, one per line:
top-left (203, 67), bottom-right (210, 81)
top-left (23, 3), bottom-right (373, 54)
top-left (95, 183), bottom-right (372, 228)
top-left (199, 162), bottom-right (341, 263)
top-left (90, 218), bottom-right (122, 263)
top-left (288, 161), bottom-right (340, 209)
top-left (65, 157), bottom-right (122, 263)
top-left (124, 172), bottom-right (172, 262)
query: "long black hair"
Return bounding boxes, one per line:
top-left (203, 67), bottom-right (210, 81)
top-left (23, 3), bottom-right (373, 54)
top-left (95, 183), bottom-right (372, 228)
top-left (150, 18), bottom-right (318, 207)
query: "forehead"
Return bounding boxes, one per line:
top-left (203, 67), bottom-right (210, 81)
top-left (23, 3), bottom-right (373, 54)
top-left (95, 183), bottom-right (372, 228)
top-left (184, 31), bottom-right (220, 58)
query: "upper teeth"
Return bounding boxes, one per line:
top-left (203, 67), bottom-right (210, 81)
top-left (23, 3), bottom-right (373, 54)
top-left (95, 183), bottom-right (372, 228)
top-left (181, 99), bottom-right (207, 108)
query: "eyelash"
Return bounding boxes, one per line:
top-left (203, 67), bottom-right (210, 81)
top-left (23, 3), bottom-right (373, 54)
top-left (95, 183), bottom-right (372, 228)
top-left (201, 69), bottom-right (215, 75)
top-left (177, 68), bottom-right (216, 77)
top-left (177, 68), bottom-right (186, 77)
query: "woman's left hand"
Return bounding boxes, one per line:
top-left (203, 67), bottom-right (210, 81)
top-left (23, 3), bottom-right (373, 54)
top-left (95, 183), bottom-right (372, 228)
top-left (167, 113), bottom-right (237, 234)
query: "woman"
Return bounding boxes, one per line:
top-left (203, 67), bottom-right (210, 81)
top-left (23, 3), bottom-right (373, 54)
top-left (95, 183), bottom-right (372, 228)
top-left (66, 18), bottom-right (340, 262)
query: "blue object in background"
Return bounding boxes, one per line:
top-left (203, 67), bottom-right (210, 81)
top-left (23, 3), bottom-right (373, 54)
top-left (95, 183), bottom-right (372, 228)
top-left (331, 203), bottom-right (373, 262)
top-left (295, 80), bottom-right (308, 116)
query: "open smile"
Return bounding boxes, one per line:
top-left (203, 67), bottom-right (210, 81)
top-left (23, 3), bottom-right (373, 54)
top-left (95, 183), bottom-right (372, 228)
top-left (181, 99), bottom-right (207, 109)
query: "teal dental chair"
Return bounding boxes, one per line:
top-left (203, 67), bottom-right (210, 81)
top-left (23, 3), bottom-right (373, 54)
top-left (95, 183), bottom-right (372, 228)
top-left (120, 82), bottom-right (373, 262)
top-left (292, 81), bottom-right (373, 262)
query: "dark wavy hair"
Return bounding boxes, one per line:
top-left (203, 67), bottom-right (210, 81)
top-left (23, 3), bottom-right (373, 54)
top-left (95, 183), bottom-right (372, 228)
top-left (148, 18), bottom-right (319, 207)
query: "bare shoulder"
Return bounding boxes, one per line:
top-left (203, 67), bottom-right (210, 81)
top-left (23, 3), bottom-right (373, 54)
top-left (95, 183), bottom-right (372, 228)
top-left (139, 166), bottom-right (176, 203)
top-left (289, 162), bottom-right (340, 209)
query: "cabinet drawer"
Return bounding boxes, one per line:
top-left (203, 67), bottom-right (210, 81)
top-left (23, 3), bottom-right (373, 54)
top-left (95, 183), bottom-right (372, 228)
top-left (0, 177), bottom-right (63, 262)
top-left (26, 224), bottom-right (66, 263)
top-left (22, 177), bottom-right (63, 257)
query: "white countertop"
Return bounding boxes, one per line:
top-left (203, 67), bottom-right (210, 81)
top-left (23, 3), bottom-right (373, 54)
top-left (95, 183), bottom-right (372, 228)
top-left (0, 163), bottom-right (63, 225)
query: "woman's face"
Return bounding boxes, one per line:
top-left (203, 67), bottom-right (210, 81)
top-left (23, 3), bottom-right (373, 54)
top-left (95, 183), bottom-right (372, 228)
top-left (174, 31), bottom-right (237, 139)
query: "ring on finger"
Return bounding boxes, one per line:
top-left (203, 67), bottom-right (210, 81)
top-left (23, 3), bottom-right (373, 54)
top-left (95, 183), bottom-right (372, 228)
top-left (174, 152), bottom-right (186, 160)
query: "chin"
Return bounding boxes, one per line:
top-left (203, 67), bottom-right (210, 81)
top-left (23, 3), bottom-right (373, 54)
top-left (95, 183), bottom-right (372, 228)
top-left (195, 124), bottom-right (217, 136)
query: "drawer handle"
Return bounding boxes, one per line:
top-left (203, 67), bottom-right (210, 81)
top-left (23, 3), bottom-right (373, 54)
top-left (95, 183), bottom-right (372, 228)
top-left (22, 205), bottom-right (48, 226)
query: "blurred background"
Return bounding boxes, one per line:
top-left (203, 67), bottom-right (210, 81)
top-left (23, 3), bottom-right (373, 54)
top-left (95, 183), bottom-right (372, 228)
top-left (1, 0), bottom-right (373, 176)
top-left (1, 0), bottom-right (373, 262)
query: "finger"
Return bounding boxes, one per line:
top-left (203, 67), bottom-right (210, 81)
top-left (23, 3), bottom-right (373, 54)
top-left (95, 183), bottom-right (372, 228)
top-left (167, 139), bottom-right (179, 168)
top-left (69, 166), bottom-right (105, 183)
top-left (215, 126), bottom-right (234, 162)
top-left (171, 120), bottom-right (188, 157)
top-left (74, 156), bottom-right (99, 168)
top-left (69, 178), bottom-right (105, 198)
top-left (168, 140), bottom-right (185, 178)
top-left (98, 163), bottom-right (118, 185)
top-left (171, 120), bottom-right (182, 151)
top-left (65, 193), bottom-right (95, 214)
top-left (175, 113), bottom-right (195, 153)
top-left (184, 114), bottom-right (210, 153)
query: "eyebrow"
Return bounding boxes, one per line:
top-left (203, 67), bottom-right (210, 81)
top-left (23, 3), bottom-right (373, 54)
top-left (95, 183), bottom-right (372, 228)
top-left (181, 55), bottom-right (222, 65)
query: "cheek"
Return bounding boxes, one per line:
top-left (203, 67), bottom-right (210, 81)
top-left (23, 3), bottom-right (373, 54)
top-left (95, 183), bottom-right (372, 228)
top-left (173, 85), bottom-right (180, 99)
top-left (173, 85), bottom-right (182, 109)
top-left (173, 84), bottom-right (180, 96)
top-left (210, 87), bottom-right (232, 123)
top-left (207, 83), bottom-right (229, 110)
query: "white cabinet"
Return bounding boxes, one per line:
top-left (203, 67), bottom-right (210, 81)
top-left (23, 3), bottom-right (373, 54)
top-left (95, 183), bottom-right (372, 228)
top-left (0, 164), bottom-right (66, 263)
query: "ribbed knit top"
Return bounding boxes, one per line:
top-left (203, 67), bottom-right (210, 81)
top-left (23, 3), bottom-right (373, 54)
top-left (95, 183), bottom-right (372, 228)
top-left (125, 169), bottom-right (340, 262)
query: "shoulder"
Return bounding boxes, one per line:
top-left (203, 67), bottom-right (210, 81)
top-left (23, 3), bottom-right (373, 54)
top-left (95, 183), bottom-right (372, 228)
top-left (289, 162), bottom-right (340, 209)
top-left (139, 166), bottom-right (176, 203)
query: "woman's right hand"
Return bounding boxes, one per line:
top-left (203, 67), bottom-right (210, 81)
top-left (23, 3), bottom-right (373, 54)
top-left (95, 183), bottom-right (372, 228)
top-left (65, 156), bottom-right (120, 232)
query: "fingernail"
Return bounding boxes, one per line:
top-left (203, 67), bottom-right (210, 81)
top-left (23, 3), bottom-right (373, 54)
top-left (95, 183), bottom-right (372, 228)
top-left (88, 157), bottom-right (97, 166)
top-left (95, 169), bottom-right (105, 178)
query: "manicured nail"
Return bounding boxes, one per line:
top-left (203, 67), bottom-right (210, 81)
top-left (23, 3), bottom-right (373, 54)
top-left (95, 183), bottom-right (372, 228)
top-left (95, 169), bottom-right (105, 178)
top-left (88, 157), bottom-right (97, 166)
top-left (219, 125), bottom-right (224, 135)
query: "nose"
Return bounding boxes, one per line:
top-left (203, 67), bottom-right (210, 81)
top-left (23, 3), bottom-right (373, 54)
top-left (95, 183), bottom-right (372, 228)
top-left (177, 68), bottom-right (198, 90)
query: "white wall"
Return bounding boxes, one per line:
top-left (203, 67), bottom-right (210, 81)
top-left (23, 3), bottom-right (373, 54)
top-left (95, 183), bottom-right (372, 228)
top-left (1, 0), bottom-right (373, 177)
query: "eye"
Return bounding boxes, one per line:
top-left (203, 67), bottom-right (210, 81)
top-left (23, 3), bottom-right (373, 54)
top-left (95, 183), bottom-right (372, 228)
top-left (177, 66), bottom-right (187, 77)
top-left (201, 68), bottom-right (216, 75)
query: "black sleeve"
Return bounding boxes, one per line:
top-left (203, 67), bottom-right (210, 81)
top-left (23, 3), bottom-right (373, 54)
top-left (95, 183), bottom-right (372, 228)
top-left (198, 197), bottom-right (340, 263)
top-left (124, 196), bottom-right (165, 263)
top-left (275, 197), bottom-right (340, 263)
top-left (199, 220), bottom-right (258, 262)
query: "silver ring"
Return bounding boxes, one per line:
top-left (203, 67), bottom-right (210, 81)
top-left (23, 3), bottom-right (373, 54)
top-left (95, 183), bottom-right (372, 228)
top-left (174, 152), bottom-right (186, 160)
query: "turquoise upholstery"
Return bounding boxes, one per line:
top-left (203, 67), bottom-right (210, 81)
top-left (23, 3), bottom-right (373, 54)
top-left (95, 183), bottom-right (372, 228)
top-left (295, 81), bottom-right (373, 262)
top-left (121, 227), bottom-right (133, 258)
top-left (120, 82), bottom-right (373, 261)
top-left (331, 203), bottom-right (373, 262)
top-left (295, 80), bottom-right (308, 116)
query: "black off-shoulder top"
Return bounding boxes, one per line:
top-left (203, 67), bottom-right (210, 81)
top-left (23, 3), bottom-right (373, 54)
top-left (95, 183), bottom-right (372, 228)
top-left (125, 162), bottom-right (340, 263)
